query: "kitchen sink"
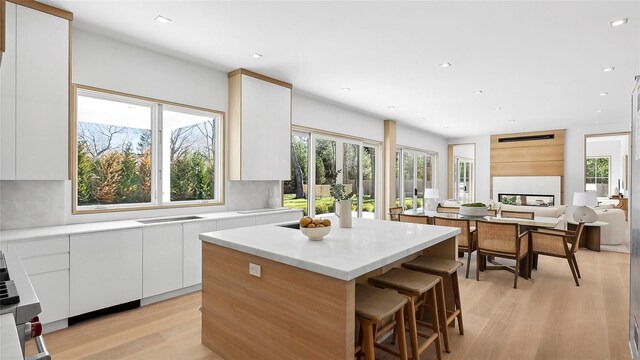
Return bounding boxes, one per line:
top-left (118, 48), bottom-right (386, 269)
top-left (137, 216), bottom-right (204, 224)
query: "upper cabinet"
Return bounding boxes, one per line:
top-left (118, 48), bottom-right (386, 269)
top-left (228, 69), bottom-right (292, 181)
top-left (0, 3), bottom-right (70, 180)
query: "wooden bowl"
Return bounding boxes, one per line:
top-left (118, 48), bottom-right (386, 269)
top-left (300, 226), bottom-right (331, 241)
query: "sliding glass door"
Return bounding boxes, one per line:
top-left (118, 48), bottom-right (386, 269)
top-left (285, 131), bottom-right (380, 219)
top-left (397, 148), bottom-right (436, 211)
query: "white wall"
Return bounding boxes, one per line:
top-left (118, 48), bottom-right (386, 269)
top-left (565, 123), bottom-right (630, 204)
top-left (396, 124), bottom-right (448, 197)
top-left (453, 144), bottom-right (475, 159)
top-left (447, 136), bottom-right (491, 203)
top-left (292, 94), bottom-right (384, 141)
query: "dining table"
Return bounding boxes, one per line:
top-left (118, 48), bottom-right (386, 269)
top-left (401, 209), bottom-right (561, 278)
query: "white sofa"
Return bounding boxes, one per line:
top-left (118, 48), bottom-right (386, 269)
top-left (499, 204), bottom-right (566, 230)
top-left (566, 204), bottom-right (626, 245)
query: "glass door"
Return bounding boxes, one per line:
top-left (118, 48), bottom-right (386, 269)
top-left (454, 157), bottom-right (474, 203)
top-left (310, 134), bottom-right (380, 219)
top-left (398, 149), bottom-right (437, 211)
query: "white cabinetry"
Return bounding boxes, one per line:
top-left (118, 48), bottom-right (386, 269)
top-left (0, 4), bottom-right (69, 180)
top-left (7, 236), bottom-right (69, 324)
top-left (142, 224), bottom-right (183, 298)
top-left (228, 69), bottom-right (291, 181)
top-left (70, 229), bottom-right (143, 316)
top-left (182, 220), bottom-right (217, 287)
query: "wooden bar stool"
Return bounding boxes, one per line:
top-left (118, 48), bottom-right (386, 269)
top-left (369, 268), bottom-right (444, 360)
top-left (355, 284), bottom-right (409, 360)
top-left (402, 256), bottom-right (465, 353)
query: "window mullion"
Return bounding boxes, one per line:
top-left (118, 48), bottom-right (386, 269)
top-left (155, 104), bottom-right (163, 205)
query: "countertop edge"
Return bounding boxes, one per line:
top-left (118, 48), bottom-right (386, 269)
top-left (200, 226), bottom-right (461, 281)
top-left (0, 208), bottom-right (302, 243)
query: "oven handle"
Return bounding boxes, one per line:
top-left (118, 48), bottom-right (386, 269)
top-left (25, 335), bottom-right (50, 360)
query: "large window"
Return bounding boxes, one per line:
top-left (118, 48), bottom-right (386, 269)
top-left (585, 156), bottom-right (610, 197)
top-left (74, 86), bottom-right (223, 212)
top-left (284, 130), bottom-right (381, 219)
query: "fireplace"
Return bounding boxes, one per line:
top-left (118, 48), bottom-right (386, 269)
top-left (493, 176), bottom-right (562, 205)
top-left (498, 193), bottom-right (555, 207)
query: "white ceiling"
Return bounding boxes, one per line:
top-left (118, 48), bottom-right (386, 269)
top-left (44, 1), bottom-right (640, 138)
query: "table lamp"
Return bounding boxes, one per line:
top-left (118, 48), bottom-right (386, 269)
top-left (572, 192), bottom-right (597, 223)
top-left (424, 188), bottom-right (440, 211)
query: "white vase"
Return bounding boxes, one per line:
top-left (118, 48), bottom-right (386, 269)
top-left (335, 200), bottom-right (353, 228)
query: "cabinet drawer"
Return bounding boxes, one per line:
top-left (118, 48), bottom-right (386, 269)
top-left (22, 253), bottom-right (69, 275)
top-left (30, 269), bottom-right (69, 324)
top-left (8, 236), bottom-right (69, 258)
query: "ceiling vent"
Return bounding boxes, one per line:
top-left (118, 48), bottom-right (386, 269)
top-left (497, 134), bottom-right (555, 143)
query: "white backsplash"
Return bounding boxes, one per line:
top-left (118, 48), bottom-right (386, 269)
top-left (0, 180), bottom-right (280, 230)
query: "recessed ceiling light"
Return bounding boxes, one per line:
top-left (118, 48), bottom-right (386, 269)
top-left (508, 119), bottom-right (516, 122)
top-left (594, 121), bottom-right (600, 124)
top-left (154, 15), bottom-right (172, 24)
top-left (495, 107), bottom-right (503, 111)
top-left (439, 63), bottom-right (452, 68)
top-left (340, 87), bottom-right (351, 92)
top-left (596, 109), bottom-right (604, 113)
top-left (599, 92), bottom-right (609, 96)
top-left (474, 90), bottom-right (483, 95)
top-left (603, 67), bottom-right (615, 72)
top-left (419, 117), bottom-right (425, 121)
top-left (387, 105), bottom-right (396, 109)
top-left (610, 18), bottom-right (628, 27)
top-left (251, 53), bottom-right (263, 58)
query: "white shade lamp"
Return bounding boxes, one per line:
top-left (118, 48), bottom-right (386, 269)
top-left (572, 191), bottom-right (598, 223)
top-left (424, 188), bottom-right (440, 211)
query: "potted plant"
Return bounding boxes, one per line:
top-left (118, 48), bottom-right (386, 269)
top-left (330, 171), bottom-right (355, 228)
top-left (459, 202), bottom-right (488, 216)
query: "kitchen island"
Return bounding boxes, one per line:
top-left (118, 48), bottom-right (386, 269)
top-left (199, 216), bottom-right (460, 359)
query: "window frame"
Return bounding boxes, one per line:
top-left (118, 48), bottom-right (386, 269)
top-left (71, 84), bottom-right (225, 214)
top-left (395, 146), bottom-right (438, 211)
top-left (585, 155), bottom-right (611, 197)
top-left (283, 126), bottom-right (382, 219)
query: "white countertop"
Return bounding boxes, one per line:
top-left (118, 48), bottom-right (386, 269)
top-left (199, 216), bottom-right (460, 281)
top-left (0, 208), bottom-right (300, 243)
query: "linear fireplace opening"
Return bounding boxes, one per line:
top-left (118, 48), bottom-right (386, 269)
top-left (498, 193), bottom-right (555, 207)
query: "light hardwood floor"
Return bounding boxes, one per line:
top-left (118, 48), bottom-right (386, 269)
top-left (27, 249), bottom-right (630, 360)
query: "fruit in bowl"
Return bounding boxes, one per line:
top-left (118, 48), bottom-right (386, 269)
top-left (299, 217), bottom-right (331, 241)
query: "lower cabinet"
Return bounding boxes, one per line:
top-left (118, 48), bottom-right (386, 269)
top-left (182, 220), bottom-right (217, 287)
top-left (7, 235), bottom-right (70, 324)
top-left (29, 270), bottom-right (69, 324)
top-left (142, 224), bottom-right (183, 298)
top-left (70, 229), bottom-right (143, 317)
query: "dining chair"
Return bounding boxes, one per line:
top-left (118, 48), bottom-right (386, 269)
top-left (500, 210), bottom-right (535, 220)
top-left (433, 217), bottom-right (476, 278)
top-left (398, 214), bottom-right (429, 224)
top-left (475, 220), bottom-right (529, 288)
top-left (529, 223), bottom-right (585, 286)
top-left (389, 207), bottom-right (404, 221)
top-left (486, 209), bottom-right (497, 217)
top-left (436, 205), bottom-right (459, 214)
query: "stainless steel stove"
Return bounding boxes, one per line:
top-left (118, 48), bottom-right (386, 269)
top-left (0, 251), bottom-right (50, 360)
